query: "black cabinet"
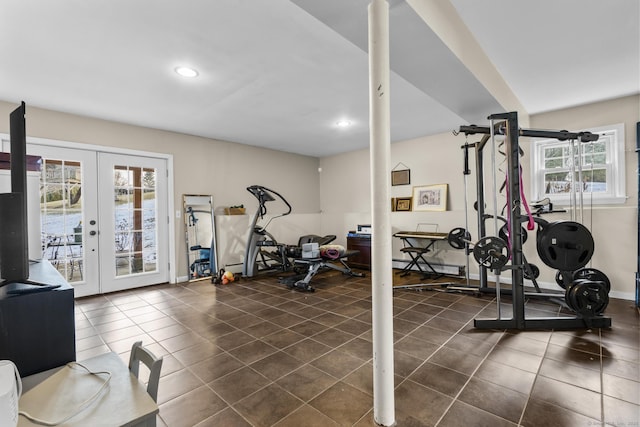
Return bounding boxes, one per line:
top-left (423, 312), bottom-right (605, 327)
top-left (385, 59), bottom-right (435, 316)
top-left (0, 261), bottom-right (75, 377)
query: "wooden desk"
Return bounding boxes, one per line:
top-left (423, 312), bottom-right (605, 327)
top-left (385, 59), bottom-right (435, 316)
top-left (346, 235), bottom-right (371, 270)
top-left (19, 352), bottom-right (158, 427)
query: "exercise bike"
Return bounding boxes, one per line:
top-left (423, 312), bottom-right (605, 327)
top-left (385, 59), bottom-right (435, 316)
top-left (242, 185), bottom-right (294, 277)
top-left (242, 185), bottom-right (365, 290)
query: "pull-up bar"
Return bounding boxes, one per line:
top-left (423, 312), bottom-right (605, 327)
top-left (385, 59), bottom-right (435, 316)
top-left (459, 123), bottom-right (599, 142)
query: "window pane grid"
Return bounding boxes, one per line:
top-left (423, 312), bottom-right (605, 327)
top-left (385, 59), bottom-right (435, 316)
top-left (113, 165), bottom-right (158, 277)
top-left (532, 124), bottom-right (624, 204)
top-left (40, 158), bottom-right (84, 283)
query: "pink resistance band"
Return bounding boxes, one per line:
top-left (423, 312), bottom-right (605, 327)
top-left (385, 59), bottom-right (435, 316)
top-left (520, 166), bottom-right (536, 231)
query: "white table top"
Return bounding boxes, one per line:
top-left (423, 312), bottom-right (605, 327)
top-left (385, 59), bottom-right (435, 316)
top-left (393, 231), bottom-right (448, 240)
top-left (19, 352), bottom-right (158, 427)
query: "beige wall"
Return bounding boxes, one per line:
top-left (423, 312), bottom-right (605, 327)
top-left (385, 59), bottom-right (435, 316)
top-left (319, 95), bottom-right (639, 299)
top-left (319, 130), bottom-right (471, 273)
top-left (0, 101), bottom-right (322, 280)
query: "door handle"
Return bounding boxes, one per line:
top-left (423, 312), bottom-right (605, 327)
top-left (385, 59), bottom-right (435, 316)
top-left (90, 230), bottom-right (98, 236)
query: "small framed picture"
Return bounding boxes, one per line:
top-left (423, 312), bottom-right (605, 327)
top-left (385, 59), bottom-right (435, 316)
top-left (391, 169), bottom-right (411, 186)
top-left (413, 184), bottom-right (448, 211)
top-left (395, 197), bottom-right (412, 212)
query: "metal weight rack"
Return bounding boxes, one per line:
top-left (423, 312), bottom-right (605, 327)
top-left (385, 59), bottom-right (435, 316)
top-left (459, 111), bottom-right (611, 330)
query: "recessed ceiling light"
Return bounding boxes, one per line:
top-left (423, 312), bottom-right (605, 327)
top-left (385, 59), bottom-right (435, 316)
top-left (175, 66), bottom-right (199, 78)
top-left (336, 120), bottom-right (352, 128)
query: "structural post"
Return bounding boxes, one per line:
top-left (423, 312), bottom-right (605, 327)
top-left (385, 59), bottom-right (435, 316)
top-left (368, 0), bottom-right (395, 425)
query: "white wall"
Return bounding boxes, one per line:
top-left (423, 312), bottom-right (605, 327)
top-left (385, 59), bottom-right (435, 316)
top-left (0, 101), bottom-right (323, 280)
top-left (320, 95), bottom-right (639, 299)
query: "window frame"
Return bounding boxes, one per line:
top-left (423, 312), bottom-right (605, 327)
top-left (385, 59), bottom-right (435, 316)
top-left (530, 123), bottom-right (626, 205)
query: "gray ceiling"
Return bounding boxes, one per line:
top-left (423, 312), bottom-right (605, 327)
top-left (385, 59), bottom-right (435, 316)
top-left (1, 0), bottom-right (638, 157)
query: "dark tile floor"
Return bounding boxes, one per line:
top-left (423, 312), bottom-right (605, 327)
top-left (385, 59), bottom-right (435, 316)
top-left (74, 271), bottom-right (639, 426)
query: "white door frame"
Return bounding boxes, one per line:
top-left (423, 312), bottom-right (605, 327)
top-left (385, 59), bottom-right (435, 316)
top-left (2, 134), bottom-right (177, 287)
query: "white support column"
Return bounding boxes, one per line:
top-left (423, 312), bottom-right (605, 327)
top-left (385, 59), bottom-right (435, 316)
top-left (368, 1), bottom-right (395, 425)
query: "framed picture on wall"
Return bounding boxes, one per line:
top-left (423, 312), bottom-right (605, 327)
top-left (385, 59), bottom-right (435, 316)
top-left (395, 197), bottom-right (412, 212)
top-left (413, 184), bottom-right (447, 211)
top-left (391, 169), bottom-right (411, 186)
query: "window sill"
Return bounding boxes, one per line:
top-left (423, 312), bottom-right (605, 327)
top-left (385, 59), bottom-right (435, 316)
top-left (545, 195), bottom-right (627, 206)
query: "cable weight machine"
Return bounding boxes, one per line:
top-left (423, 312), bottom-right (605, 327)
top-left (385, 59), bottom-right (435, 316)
top-left (458, 111), bottom-right (611, 330)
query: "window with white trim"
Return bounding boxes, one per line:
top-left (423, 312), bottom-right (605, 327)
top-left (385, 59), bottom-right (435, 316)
top-left (531, 123), bottom-right (626, 205)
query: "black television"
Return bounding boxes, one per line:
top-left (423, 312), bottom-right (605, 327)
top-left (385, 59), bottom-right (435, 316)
top-left (0, 101), bottom-right (30, 283)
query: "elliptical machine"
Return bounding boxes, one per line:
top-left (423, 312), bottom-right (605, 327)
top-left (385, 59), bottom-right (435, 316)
top-left (242, 185), bottom-right (293, 278)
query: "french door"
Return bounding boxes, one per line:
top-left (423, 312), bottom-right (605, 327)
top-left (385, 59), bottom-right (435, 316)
top-left (28, 144), bottom-right (169, 297)
top-left (97, 153), bottom-right (168, 294)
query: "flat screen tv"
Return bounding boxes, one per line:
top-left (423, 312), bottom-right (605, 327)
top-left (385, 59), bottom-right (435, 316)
top-left (0, 101), bottom-right (29, 283)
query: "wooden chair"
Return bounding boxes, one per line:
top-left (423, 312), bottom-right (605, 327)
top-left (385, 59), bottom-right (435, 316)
top-left (128, 341), bottom-right (163, 403)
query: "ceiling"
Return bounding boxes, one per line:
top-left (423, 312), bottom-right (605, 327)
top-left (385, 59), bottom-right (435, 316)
top-left (1, 0), bottom-right (638, 157)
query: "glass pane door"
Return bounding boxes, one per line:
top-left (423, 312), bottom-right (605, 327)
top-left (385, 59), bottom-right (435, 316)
top-left (26, 144), bottom-right (100, 297)
top-left (98, 153), bottom-right (168, 293)
top-left (25, 144), bottom-right (169, 296)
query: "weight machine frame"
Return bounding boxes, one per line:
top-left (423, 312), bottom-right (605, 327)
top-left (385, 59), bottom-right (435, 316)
top-left (460, 111), bottom-right (611, 330)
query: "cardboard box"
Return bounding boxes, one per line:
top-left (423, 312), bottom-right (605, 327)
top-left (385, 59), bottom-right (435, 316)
top-left (224, 207), bottom-right (246, 215)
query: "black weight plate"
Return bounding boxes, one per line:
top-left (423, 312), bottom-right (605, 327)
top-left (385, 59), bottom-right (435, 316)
top-left (447, 227), bottom-right (470, 250)
top-left (536, 221), bottom-right (595, 271)
top-left (590, 282), bottom-right (609, 314)
top-left (570, 280), bottom-right (609, 317)
top-left (567, 278), bottom-right (594, 313)
top-left (523, 263), bottom-right (540, 280)
top-left (565, 280), bottom-right (579, 311)
top-left (573, 268), bottom-right (611, 293)
top-left (499, 224), bottom-right (528, 245)
top-left (567, 280), bottom-right (586, 315)
top-left (555, 270), bottom-right (574, 289)
top-left (472, 236), bottom-right (510, 270)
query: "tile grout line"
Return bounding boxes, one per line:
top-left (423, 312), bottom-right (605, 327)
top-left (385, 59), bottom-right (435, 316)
top-left (515, 310), bottom-right (555, 427)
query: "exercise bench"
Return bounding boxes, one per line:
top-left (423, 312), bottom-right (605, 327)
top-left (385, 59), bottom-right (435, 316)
top-left (282, 245), bottom-right (364, 292)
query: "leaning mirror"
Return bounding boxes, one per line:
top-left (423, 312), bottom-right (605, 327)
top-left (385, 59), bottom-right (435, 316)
top-left (183, 194), bottom-right (217, 281)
